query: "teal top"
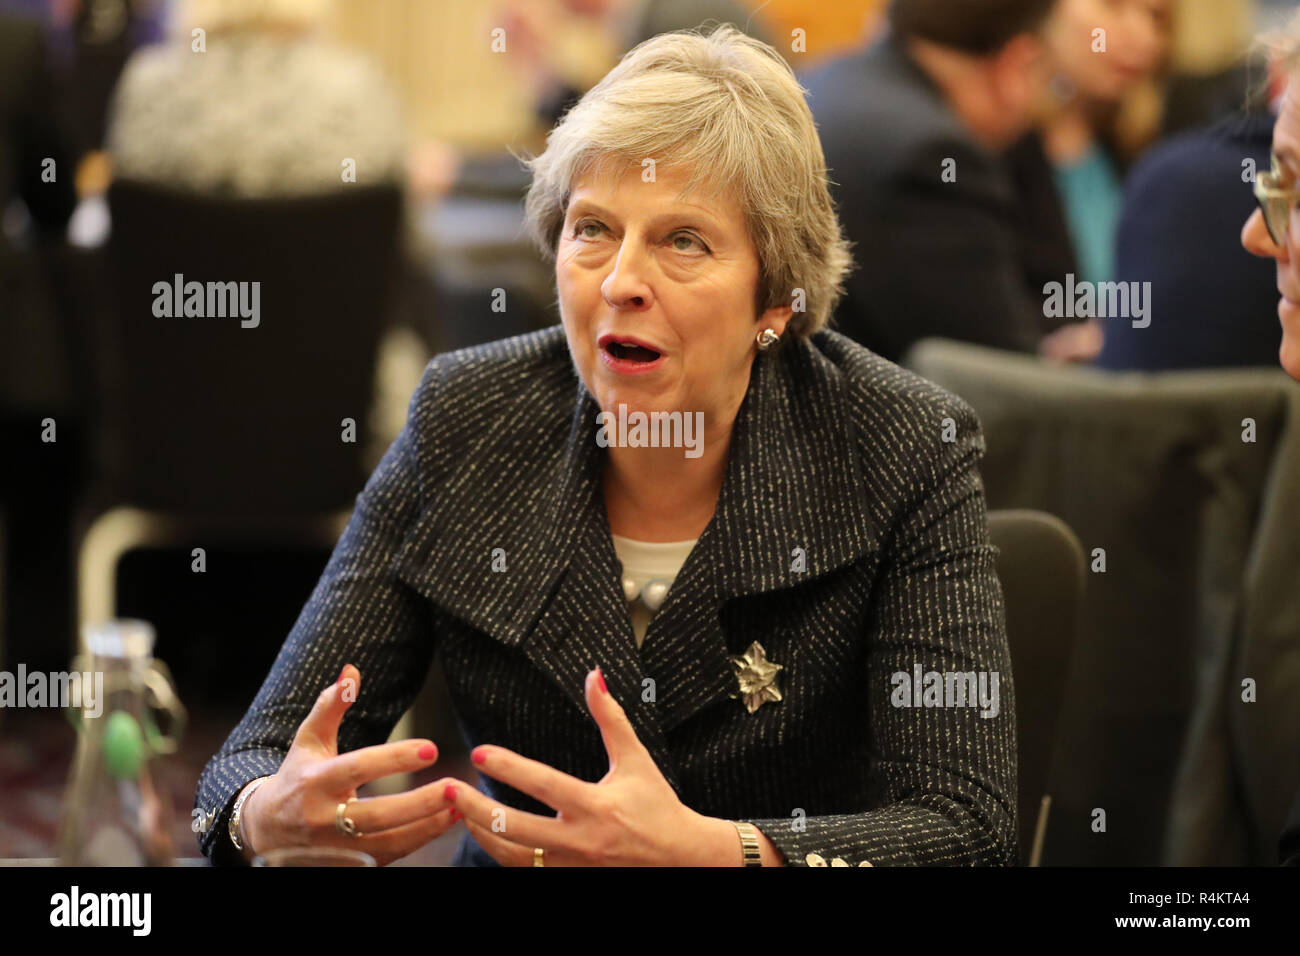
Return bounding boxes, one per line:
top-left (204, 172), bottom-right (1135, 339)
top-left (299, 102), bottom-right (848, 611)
top-left (1052, 145), bottom-right (1123, 285)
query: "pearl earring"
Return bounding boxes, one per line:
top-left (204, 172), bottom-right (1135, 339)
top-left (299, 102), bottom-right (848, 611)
top-left (756, 328), bottom-right (780, 351)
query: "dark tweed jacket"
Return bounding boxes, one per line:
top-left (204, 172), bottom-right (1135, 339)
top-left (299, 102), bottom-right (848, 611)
top-left (196, 324), bottom-right (1018, 866)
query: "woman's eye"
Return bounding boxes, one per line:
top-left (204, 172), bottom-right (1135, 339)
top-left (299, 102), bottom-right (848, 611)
top-left (670, 232), bottom-right (708, 253)
top-left (570, 220), bottom-right (707, 252)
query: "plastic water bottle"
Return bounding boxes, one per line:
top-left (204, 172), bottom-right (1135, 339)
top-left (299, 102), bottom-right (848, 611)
top-left (57, 620), bottom-right (187, 866)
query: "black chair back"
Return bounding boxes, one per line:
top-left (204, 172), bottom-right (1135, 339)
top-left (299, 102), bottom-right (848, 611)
top-left (906, 339), bottom-right (1300, 865)
top-left (102, 180), bottom-right (402, 515)
top-left (988, 508), bottom-right (1085, 865)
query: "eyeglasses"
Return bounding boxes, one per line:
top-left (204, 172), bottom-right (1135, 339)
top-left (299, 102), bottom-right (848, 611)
top-left (1255, 152), bottom-right (1300, 246)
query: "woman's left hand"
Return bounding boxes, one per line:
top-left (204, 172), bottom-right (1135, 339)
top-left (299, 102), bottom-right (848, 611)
top-left (446, 666), bottom-right (731, 866)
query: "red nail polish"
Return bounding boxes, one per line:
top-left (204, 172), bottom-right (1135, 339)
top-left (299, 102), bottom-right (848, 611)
top-left (450, 809), bottom-right (462, 823)
top-left (596, 667), bottom-right (607, 695)
top-left (472, 748), bottom-right (486, 765)
top-left (418, 743), bottom-right (436, 761)
top-left (444, 784), bottom-right (457, 802)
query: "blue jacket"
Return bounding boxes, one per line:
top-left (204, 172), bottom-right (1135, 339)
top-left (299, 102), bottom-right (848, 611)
top-left (196, 325), bottom-right (1018, 866)
top-left (1096, 111), bottom-right (1281, 371)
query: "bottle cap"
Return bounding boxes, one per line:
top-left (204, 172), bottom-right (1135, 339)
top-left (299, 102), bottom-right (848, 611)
top-left (85, 620), bottom-right (155, 660)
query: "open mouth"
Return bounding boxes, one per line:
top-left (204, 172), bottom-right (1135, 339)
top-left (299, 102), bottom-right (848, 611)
top-left (598, 334), bottom-right (664, 371)
top-left (605, 342), bottom-right (661, 362)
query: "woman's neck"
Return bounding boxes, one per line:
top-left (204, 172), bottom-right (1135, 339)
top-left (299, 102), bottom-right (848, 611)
top-left (601, 424), bottom-right (734, 542)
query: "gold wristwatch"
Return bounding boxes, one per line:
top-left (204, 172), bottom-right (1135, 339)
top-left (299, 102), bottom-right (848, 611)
top-left (731, 821), bottom-right (763, 866)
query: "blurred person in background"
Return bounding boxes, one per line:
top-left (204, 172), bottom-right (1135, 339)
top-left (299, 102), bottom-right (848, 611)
top-left (803, 0), bottom-right (1095, 364)
top-left (1009, 0), bottom-right (1173, 363)
top-left (1239, 7), bottom-right (1300, 866)
top-left (106, 0), bottom-right (405, 198)
top-left (1096, 75), bottom-right (1279, 370)
top-left (1242, 6), bottom-right (1300, 380)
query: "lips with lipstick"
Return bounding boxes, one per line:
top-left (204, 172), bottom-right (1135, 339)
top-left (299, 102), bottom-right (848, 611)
top-left (598, 333), bottom-right (665, 374)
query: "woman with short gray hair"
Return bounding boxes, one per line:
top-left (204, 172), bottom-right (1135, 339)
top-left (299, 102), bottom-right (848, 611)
top-left (522, 23), bottom-right (853, 338)
top-left (197, 23), bottom-right (1019, 868)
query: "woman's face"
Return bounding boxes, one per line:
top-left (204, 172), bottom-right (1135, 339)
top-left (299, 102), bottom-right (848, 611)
top-left (557, 161), bottom-right (791, 432)
top-left (1242, 84), bottom-right (1300, 381)
top-left (1047, 0), bottom-right (1170, 102)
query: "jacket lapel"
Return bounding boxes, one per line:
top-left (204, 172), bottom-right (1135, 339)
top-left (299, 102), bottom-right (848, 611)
top-left (523, 491), bottom-right (684, 792)
top-left (637, 336), bottom-right (880, 733)
top-left (394, 368), bottom-right (680, 790)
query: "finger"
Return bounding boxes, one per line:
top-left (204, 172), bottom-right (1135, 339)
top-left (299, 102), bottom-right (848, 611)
top-left (585, 666), bottom-right (649, 773)
top-left (444, 780), bottom-right (566, 852)
top-left (294, 663), bottom-right (360, 755)
top-left (468, 744), bottom-right (588, 816)
top-left (462, 815), bottom-right (538, 867)
top-left (315, 736), bottom-right (441, 794)
top-left (351, 805), bottom-right (459, 866)
top-left (333, 775), bottom-right (463, 834)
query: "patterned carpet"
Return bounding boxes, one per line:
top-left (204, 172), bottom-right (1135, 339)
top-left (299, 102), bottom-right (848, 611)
top-left (0, 708), bottom-right (475, 865)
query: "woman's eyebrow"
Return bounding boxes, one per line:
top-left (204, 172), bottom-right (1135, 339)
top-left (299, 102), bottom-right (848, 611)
top-left (566, 200), bottom-right (725, 232)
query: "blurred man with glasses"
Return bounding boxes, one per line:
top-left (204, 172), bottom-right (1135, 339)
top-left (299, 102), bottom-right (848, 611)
top-left (1239, 10), bottom-right (1300, 866)
top-left (1242, 13), bottom-right (1300, 381)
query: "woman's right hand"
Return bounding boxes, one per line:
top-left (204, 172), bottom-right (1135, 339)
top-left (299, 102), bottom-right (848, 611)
top-left (239, 664), bottom-right (463, 865)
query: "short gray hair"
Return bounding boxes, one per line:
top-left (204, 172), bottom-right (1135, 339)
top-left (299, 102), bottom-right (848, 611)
top-left (519, 23), bottom-right (853, 339)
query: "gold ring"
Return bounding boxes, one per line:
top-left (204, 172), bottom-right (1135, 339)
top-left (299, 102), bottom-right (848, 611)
top-left (533, 846), bottom-right (545, 867)
top-left (335, 797), bottom-right (362, 837)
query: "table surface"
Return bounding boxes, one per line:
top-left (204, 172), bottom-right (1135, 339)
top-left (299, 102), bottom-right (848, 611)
top-left (0, 858), bottom-right (209, 866)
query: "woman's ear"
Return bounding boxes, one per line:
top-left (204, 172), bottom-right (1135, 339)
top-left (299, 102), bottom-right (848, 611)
top-left (759, 303), bottom-right (794, 338)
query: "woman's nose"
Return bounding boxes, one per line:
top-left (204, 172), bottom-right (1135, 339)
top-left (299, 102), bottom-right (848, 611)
top-left (1242, 207), bottom-right (1287, 262)
top-left (601, 243), bottom-right (653, 310)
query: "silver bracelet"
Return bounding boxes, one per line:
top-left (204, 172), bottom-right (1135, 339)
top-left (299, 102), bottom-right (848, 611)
top-left (228, 776), bottom-right (271, 853)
